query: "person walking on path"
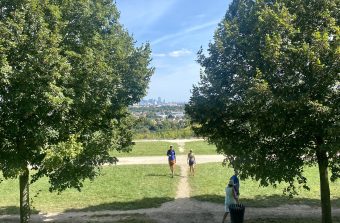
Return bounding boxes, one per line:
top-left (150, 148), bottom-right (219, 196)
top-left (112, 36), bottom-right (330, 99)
top-left (167, 145), bottom-right (176, 177)
top-left (230, 169), bottom-right (240, 196)
top-left (187, 149), bottom-right (196, 176)
top-left (222, 179), bottom-right (239, 223)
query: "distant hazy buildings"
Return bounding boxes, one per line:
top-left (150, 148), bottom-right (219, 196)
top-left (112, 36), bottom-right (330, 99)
top-left (133, 97), bottom-right (186, 107)
top-left (130, 97), bottom-right (186, 120)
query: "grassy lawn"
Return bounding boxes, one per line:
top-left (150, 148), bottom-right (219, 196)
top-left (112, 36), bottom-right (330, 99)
top-left (183, 141), bottom-right (218, 155)
top-left (109, 140), bottom-right (218, 157)
top-left (110, 141), bottom-right (178, 157)
top-left (189, 163), bottom-right (340, 208)
top-left (0, 165), bottom-right (179, 214)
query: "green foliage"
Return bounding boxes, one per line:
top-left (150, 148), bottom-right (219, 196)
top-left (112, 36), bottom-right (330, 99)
top-left (133, 128), bottom-right (195, 140)
top-left (129, 105), bottom-right (185, 115)
top-left (186, 1), bottom-right (339, 221)
top-left (0, 165), bottom-right (177, 214)
top-left (130, 105), bottom-right (192, 139)
top-left (0, 0), bottom-right (153, 218)
top-left (187, 0), bottom-right (339, 185)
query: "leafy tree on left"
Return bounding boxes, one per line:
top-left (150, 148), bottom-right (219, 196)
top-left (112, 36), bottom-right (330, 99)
top-left (0, 0), bottom-right (154, 222)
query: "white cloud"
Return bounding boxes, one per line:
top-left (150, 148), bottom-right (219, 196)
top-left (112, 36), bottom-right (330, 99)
top-left (152, 19), bottom-right (219, 45)
top-left (153, 49), bottom-right (192, 58)
top-left (168, 49), bottom-right (192, 57)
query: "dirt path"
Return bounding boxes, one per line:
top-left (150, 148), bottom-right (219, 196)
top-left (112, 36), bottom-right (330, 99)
top-left (116, 154), bottom-right (224, 165)
top-left (175, 156), bottom-right (190, 199)
top-left (1, 138), bottom-right (340, 222)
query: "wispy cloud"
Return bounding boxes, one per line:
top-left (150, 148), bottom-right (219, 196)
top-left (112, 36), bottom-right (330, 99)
top-left (152, 19), bottom-right (220, 45)
top-left (168, 49), bottom-right (192, 57)
top-left (117, 0), bottom-right (178, 34)
top-left (153, 49), bottom-right (192, 58)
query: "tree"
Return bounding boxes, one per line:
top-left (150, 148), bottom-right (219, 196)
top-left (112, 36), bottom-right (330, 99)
top-left (0, 0), bottom-right (153, 222)
top-left (185, 0), bottom-right (339, 222)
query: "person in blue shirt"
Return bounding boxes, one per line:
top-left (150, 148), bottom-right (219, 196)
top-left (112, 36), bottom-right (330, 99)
top-left (166, 145), bottom-right (176, 177)
top-left (222, 179), bottom-right (239, 223)
top-left (230, 169), bottom-right (240, 196)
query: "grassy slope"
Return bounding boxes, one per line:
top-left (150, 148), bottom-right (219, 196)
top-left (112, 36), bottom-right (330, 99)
top-left (189, 163), bottom-right (340, 208)
top-left (183, 141), bottom-right (218, 155)
top-left (110, 140), bottom-right (218, 157)
top-left (0, 165), bottom-right (178, 214)
top-left (110, 142), bottom-right (181, 157)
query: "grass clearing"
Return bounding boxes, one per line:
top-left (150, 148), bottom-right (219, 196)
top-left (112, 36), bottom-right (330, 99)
top-left (0, 165), bottom-right (179, 214)
top-left (189, 163), bottom-right (340, 208)
top-left (109, 140), bottom-right (218, 157)
top-left (183, 141), bottom-right (218, 155)
top-left (110, 141), bottom-right (177, 157)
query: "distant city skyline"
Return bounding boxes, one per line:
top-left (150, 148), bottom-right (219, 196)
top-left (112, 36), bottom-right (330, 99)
top-left (137, 97), bottom-right (186, 106)
top-left (116, 0), bottom-right (232, 102)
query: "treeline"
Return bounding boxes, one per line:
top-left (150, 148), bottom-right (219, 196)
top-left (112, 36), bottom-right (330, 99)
top-left (132, 116), bottom-right (195, 139)
top-left (134, 128), bottom-right (194, 139)
top-left (129, 105), bottom-right (184, 114)
top-left (129, 105), bottom-right (195, 139)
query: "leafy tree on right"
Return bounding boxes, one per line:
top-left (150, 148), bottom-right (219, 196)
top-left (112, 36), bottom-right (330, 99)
top-left (185, 0), bottom-right (339, 222)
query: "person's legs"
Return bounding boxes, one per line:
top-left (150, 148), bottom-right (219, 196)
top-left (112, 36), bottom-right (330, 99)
top-left (169, 161), bottom-right (175, 177)
top-left (189, 165), bottom-right (194, 175)
top-left (222, 212), bottom-right (228, 223)
top-left (169, 162), bottom-right (173, 177)
top-left (192, 165), bottom-right (195, 176)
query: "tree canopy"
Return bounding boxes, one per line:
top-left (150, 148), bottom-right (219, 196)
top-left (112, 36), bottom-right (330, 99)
top-left (0, 0), bottom-right (153, 222)
top-left (186, 0), bottom-right (339, 222)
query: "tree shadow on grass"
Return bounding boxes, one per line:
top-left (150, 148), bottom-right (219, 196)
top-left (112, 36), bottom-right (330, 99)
top-left (145, 173), bottom-right (168, 177)
top-left (0, 206), bottom-right (39, 215)
top-left (191, 194), bottom-right (340, 208)
top-left (63, 197), bottom-right (174, 212)
top-left (145, 173), bottom-right (181, 178)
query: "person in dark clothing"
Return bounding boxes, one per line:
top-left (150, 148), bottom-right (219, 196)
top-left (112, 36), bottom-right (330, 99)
top-left (230, 169), bottom-right (240, 196)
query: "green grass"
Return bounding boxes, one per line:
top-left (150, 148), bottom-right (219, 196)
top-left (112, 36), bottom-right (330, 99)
top-left (0, 165), bottom-right (179, 214)
top-left (183, 141), bottom-right (218, 155)
top-left (110, 140), bottom-right (219, 157)
top-left (109, 140), bottom-right (219, 157)
top-left (189, 163), bottom-right (340, 208)
top-left (110, 141), bottom-right (178, 157)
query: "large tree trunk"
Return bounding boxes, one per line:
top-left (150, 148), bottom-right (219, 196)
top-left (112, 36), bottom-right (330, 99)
top-left (19, 166), bottom-right (30, 223)
top-left (316, 150), bottom-right (332, 223)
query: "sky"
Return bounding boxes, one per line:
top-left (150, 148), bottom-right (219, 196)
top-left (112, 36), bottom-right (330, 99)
top-left (116, 0), bottom-right (232, 102)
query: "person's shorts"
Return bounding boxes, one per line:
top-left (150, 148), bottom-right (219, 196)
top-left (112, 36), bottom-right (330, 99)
top-left (189, 160), bottom-right (195, 166)
top-left (169, 160), bottom-right (176, 166)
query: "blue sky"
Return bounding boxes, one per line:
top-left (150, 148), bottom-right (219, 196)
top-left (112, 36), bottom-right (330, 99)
top-left (116, 0), bottom-right (232, 102)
